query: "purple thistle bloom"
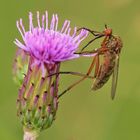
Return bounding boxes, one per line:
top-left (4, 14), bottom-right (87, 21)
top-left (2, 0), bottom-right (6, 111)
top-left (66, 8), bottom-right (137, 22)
top-left (13, 11), bottom-right (88, 139)
top-left (14, 11), bottom-right (88, 68)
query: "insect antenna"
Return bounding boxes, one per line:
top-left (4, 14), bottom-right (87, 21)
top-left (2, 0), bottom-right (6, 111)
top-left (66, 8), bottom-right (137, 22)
top-left (105, 24), bottom-right (108, 29)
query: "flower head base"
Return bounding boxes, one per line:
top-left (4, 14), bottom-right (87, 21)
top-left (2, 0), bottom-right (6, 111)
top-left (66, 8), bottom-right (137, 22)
top-left (17, 59), bottom-right (60, 132)
top-left (15, 11), bottom-right (88, 66)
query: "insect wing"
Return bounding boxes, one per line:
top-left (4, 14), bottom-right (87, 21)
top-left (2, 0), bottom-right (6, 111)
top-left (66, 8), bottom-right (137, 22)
top-left (111, 55), bottom-right (120, 100)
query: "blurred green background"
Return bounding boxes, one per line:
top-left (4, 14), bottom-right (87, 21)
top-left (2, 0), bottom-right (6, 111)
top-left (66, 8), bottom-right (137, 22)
top-left (0, 0), bottom-right (140, 140)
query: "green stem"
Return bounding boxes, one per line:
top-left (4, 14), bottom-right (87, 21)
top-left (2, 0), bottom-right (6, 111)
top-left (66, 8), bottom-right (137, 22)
top-left (23, 129), bottom-right (39, 140)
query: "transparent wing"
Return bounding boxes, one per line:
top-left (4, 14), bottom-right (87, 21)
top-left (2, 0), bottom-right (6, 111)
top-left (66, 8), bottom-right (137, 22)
top-left (111, 55), bottom-right (120, 100)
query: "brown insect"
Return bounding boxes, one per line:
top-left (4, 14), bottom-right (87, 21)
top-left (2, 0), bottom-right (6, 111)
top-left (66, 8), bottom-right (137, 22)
top-left (56, 25), bottom-right (123, 99)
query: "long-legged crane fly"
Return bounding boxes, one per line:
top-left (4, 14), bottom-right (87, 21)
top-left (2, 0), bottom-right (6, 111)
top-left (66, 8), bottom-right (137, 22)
top-left (48, 25), bottom-right (123, 99)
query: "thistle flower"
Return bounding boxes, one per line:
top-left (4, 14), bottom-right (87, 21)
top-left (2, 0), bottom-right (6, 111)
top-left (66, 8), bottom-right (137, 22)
top-left (13, 11), bottom-right (88, 140)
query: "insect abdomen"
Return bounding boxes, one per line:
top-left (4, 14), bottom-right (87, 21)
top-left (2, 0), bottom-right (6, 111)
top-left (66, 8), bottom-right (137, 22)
top-left (92, 52), bottom-right (115, 90)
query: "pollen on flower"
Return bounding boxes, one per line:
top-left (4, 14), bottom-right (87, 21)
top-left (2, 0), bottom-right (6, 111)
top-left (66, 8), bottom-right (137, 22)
top-left (14, 11), bottom-right (88, 66)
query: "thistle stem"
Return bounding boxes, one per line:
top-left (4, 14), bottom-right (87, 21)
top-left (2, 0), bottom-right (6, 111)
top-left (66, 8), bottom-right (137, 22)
top-left (23, 130), bottom-right (39, 140)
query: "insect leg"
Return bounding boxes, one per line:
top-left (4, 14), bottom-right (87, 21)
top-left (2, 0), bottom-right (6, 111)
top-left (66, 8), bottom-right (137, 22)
top-left (81, 35), bottom-right (104, 51)
top-left (47, 71), bottom-right (94, 79)
top-left (77, 27), bottom-right (101, 36)
top-left (58, 55), bottom-right (98, 98)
